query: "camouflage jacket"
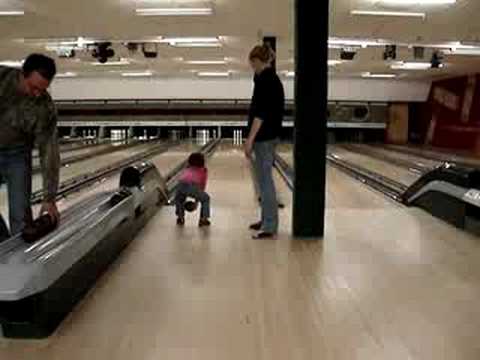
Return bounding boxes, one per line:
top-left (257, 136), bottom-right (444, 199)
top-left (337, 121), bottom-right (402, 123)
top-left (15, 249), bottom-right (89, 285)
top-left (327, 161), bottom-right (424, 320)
top-left (0, 66), bottom-right (60, 202)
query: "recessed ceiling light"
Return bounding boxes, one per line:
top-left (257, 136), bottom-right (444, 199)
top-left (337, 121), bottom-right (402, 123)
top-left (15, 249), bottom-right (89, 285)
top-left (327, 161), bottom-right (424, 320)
top-left (136, 7), bottom-right (212, 16)
top-left (351, 10), bottom-right (426, 19)
top-left (444, 48), bottom-right (480, 56)
top-left (0, 60), bottom-right (23, 67)
top-left (376, 0), bottom-right (455, 5)
top-left (197, 71), bottom-right (231, 77)
top-left (175, 42), bottom-right (221, 48)
top-left (122, 71), bottom-right (153, 77)
top-left (0, 11), bottom-right (24, 16)
top-left (362, 72), bottom-right (397, 78)
top-left (391, 61), bottom-right (431, 70)
top-left (328, 60), bottom-right (343, 66)
top-left (186, 60), bottom-right (227, 65)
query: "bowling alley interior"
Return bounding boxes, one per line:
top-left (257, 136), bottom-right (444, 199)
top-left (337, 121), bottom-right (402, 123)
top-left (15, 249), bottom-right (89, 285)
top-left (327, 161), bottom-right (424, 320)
top-left (2, 0), bottom-right (480, 359)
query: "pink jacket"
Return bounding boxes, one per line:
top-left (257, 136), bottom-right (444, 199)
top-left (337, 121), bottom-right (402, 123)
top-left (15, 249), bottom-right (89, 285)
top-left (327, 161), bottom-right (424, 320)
top-left (179, 166), bottom-right (208, 191)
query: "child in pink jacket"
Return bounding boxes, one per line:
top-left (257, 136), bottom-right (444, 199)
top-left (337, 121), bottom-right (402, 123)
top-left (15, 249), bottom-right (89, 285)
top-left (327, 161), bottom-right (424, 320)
top-left (175, 152), bottom-right (210, 227)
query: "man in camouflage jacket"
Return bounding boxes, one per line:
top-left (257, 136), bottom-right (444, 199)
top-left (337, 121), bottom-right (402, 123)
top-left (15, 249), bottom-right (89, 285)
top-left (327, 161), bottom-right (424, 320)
top-left (0, 54), bottom-right (60, 241)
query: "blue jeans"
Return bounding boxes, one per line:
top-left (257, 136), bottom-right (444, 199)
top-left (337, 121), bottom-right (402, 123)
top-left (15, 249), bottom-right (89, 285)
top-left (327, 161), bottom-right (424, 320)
top-left (252, 140), bottom-right (278, 233)
top-left (0, 147), bottom-right (32, 241)
top-left (175, 182), bottom-right (210, 219)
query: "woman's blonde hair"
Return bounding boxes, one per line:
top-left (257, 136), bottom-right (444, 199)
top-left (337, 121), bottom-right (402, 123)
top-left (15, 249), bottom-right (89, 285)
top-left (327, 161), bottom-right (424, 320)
top-left (249, 43), bottom-right (276, 64)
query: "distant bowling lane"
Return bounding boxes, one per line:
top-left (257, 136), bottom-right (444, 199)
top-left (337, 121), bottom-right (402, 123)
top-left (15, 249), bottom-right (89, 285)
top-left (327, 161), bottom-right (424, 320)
top-left (52, 141), bottom-right (199, 213)
top-left (277, 143), bottom-right (395, 209)
top-left (330, 145), bottom-right (419, 186)
top-left (351, 144), bottom-right (440, 169)
top-left (30, 141), bottom-right (157, 193)
top-left (0, 141), bottom-right (164, 221)
top-left (31, 141), bottom-right (126, 168)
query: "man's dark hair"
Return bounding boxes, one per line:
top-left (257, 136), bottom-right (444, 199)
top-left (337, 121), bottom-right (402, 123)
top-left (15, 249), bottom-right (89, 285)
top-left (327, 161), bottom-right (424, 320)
top-left (22, 54), bottom-right (57, 81)
top-left (188, 152), bottom-right (205, 168)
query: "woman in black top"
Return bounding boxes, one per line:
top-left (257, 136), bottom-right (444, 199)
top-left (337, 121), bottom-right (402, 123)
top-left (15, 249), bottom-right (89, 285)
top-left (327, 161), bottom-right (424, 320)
top-left (244, 44), bottom-right (285, 239)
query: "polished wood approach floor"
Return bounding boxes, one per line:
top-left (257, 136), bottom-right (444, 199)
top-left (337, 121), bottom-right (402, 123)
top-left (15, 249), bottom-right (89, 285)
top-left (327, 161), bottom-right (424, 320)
top-left (2, 145), bottom-right (480, 359)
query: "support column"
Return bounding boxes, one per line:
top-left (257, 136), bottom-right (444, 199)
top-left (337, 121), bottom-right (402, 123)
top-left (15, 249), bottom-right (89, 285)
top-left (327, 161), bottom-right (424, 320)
top-left (128, 127), bottom-right (134, 139)
top-left (70, 126), bottom-right (77, 138)
top-left (99, 127), bottom-right (106, 139)
top-left (292, 0), bottom-right (329, 238)
top-left (218, 126), bottom-right (222, 139)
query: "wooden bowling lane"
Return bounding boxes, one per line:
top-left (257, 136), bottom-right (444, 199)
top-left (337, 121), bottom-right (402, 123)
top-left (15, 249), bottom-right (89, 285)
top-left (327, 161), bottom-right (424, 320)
top-left (387, 144), bottom-right (480, 168)
top-left (48, 142), bottom-right (199, 214)
top-left (330, 145), bottom-right (419, 186)
top-left (4, 143), bottom-right (480, 359)
top-left (349, 144), bottom-right (440, 170)
top-left (30, 141), bottom-right (126, 169)
top-left (277, 143), bottom-right (397, 209)
top-left (30, 141), bottom-right (156, 194)
top-left (0, 141), bottom-right (167, 222)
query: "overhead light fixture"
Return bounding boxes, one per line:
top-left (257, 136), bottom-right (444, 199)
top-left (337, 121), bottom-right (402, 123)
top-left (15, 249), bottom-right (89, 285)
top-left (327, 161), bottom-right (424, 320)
top-left (351, 10), bottom-right (426, 19)
top-left (92, 58), bottom-right (131, 66)
top-left (0, 60), bottom-right (23, 67)
top-left (122, 71), bottom-right (153, 77)
top-left (362, 72), bottom-right (397, 79)
top-left (391, 61), bottom-right (431, 70)
top-left (328, 60), bottom-right (343, 66)
top-left (160, 36), bottom-right (222, 47)
top-left (197, 71), bottom-right (231, 77)
top-left (0, 10), bottom-right (24, 16)
top-left (175, 42), bottom-right (221, 48)
top-left (376, 0), bottom-right (455, 5)
top-left (444, 48), bottom-right (480, 56)
top-left (185, 60), bottom-right (227, 65)
top-left (284, 71), bottom-right (295, 78)
top-left (136, 7), bottom-right (212, 16)
top-left (329, 38), bottom-right (387, 49)
top-left (56, 72), bottom-right (78, 78)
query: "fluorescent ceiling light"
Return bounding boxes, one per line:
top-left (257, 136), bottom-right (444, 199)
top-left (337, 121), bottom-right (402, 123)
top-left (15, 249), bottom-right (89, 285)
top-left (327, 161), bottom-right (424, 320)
top-left (0, 11), bottom-right (24, 16)
top-left (160, 37), bottom-right (219, 43)
top-left (175, 42), bottom-right (221, 48)
top-left (57, 72), bottom-right (78, 78)
top-left (376, 0), bottom-right (455, 5)
top-left (362, 72), bottom-right (397, 78)
top-left (351, 10), bottom-right (426, 18)
top-left (92, 59), bottom-right (131, 66)
top-left (122, 71), bottom-right (153, 77)
top-left (186, 60), bottom-right (227, 65)
top-left (160, 37), bottom-right (222, 47)
top-left (328, 60), bottom-right (343, 66)
top-left (136, 7), bottom-right (212, 16)
top-left (284, 71), bottom-right (295, 78)
top-left (444, 48), bottom-right (480, 56)
top-left (0, 60), bottom-right (23, 67)
top-left (197, 71), bottom-right (230, 77)
top-left (329, 38), bottom-right (387, 48)
top-left (391, 62), bottom-right (431, 70)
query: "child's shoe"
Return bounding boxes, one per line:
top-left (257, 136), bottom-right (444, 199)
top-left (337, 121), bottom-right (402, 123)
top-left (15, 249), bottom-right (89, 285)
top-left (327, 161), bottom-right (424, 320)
top-left (199, 218), bottom-right (211, 227)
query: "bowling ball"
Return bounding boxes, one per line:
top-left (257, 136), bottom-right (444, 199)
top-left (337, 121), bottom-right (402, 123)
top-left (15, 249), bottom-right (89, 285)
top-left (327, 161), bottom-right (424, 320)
top-left (184, 201), bottom-right (198, 212)
top-left (22, 214), bottom-right (58, 244)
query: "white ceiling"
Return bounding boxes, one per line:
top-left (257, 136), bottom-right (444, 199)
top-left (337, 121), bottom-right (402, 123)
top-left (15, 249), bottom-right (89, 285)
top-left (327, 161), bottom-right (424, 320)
top-left (0, 0), bottom-right (479, 80)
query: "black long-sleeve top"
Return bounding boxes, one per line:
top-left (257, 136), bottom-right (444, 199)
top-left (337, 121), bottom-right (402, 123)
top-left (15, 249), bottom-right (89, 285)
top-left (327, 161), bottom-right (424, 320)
top-left (247, 67), bottom-right (285, 142)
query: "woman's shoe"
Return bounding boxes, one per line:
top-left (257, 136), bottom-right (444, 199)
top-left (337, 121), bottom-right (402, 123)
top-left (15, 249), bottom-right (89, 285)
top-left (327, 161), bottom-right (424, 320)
top-left (176, 217), bottom-right (185, 226)
top-left (249, 222), bottom-right (262, 231)
top-left (199, 218), bottom-right (211, 227)
top-left (252, 232), bottom-right (275, 239)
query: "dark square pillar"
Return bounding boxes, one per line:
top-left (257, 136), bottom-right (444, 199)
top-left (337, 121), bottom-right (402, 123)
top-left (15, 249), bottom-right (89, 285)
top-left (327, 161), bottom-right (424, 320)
top-left (292, 0), bottom-right (329, 238)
